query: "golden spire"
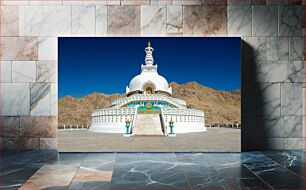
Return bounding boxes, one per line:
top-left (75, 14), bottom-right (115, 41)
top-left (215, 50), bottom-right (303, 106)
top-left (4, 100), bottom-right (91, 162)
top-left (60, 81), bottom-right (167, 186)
top-left (148, 41), bottom-right (151, 47)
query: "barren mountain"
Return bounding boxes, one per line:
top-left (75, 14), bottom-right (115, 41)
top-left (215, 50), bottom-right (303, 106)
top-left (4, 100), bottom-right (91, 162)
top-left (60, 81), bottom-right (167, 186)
top-left (170, 82), bottom-right (240, 125)
top-left (58, 82), bottom-right (240, 126)
top-left (58, 93), bottom-right (123, 127)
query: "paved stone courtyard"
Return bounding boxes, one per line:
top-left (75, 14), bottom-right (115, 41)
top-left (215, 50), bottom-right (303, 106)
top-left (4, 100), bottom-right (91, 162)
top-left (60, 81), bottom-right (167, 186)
top-left (59, 128), bottom-right (241, 152)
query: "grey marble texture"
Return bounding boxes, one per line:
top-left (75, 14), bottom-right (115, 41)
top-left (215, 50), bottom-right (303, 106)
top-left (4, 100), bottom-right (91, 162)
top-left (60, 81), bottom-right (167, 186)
top-left (172, 0), bottom-right (202, 5)
top-left (141, 6), bottom-right (167, 36)
top-left (256, 61), bottom-right (289, 82)
top-left (121, 0), bottom-right (150, 5)
top-left (37, 61), bottom-right (57, 83)
top-left (151, 0), bottom-right (172, 5)
top-left (279, 5), bottom-right (303, 36)
top-left (254, 60), bottom-right (303, 83)
top-left (284, 116), bottom-right (303, 138)
top-left (96, 5), bottom-right (107, 35)
top-left (83, 0), bottom-right (120, 5)
top-left (281, 83), bottom-right (303, 116)
top-left (2, 0), bottom-right (30, 5)
top-left (12, 61), bottom-right (36, 82)
top-left (29, 0), bottom-right (62, 5)
top-left (1, 151), bottom-right (305, 189)
top-left (228, 5), bottom-right (252, 36)
top-left (176, 153), bottom-right (270, 190)
top-left (289, 37), bottom-right (303, 61)
top-left (38, 37), bottom-right (58, 61)
top-left (242, 83), bottom-right (280, 117)
top-left (252, 5), bottom-right (278, 36)
top-left (0, 61), bottom-right (12, 83)
top-left (0, 83), bottom-right (30, 116)
top-left (263, 116), bottom-right (285, 138)
top-left (267, 37), bottom-right (289, 61)
top-left (167, 5), bottom-right (183, 36)
top-left (262, 150), bottom-right (305, 177)
top-left (242, 151), bottom-right (304, 189)
top-left (72, 5), bottom-right (95, 35)
top-left (242, 116), bottom-right (284, 138)
top-left (287, 61), bottom-right (304, 82)
top-left (69, 181), bottom-right (110, 190)
top-left (243, 37), bottom-right (266, 61)
top-left (23, 5), bottom-right (71, 36)
top-left (30, 83), bottom-right (51, 116)
top-left (111, 153), bottom-right (190, 189)
top-left (284, 138), bottom-right (304, 150)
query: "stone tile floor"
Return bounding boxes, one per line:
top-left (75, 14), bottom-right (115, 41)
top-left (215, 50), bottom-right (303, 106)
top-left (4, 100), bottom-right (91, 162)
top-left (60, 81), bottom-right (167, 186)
top-left (0, 150), bottom-right (304, 189)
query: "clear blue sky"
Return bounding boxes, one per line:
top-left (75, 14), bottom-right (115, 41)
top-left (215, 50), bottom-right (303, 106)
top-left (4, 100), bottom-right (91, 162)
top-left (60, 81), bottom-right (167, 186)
top-left (58, 37), bottom-right (240, 99)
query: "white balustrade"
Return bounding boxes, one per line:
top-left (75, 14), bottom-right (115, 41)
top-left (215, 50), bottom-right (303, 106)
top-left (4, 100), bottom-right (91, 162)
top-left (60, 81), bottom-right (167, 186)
top-left (111, 94), bottom-right (187, 108)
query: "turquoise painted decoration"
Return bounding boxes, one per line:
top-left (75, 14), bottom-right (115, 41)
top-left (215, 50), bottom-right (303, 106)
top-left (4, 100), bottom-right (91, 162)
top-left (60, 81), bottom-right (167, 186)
top-left (169, 119), bottom-right (174, 134)
top-left (125, 118), bottom-right (131, 134)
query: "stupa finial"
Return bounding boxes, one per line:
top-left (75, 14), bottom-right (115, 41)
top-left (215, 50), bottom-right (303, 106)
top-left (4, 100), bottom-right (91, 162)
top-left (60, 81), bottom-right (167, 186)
top-left (145, 41), bottom-right (154, 65)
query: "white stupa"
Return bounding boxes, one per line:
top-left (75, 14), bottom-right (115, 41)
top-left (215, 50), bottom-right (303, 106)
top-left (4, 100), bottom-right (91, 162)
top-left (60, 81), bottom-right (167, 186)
top-left (90, 42), bottom-right (206, 135)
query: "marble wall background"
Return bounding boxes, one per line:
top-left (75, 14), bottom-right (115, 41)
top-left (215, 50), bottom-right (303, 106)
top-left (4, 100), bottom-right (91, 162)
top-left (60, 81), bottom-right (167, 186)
top-left (0, 0), bottom-right (304, 150)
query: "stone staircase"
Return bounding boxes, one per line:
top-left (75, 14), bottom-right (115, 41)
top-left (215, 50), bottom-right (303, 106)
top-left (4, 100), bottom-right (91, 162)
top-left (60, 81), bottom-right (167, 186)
top-left (133, 114), bottom-right (164, 136)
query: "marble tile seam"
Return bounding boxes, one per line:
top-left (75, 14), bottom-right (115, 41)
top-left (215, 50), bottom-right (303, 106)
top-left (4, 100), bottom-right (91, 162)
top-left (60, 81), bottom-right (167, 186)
top-left (172, 152), bottom-right (194, 190)
top-left (66, 156), bottom-right (86, 188)
top-left (243, 152), bottom-right (306, 182)
top-left (261, 151), bottom-right (306, 179)
top-left (240, 163), bottom-right (275, 190)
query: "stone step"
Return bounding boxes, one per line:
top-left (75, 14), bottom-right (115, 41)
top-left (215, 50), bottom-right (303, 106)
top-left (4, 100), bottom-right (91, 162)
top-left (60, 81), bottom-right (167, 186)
top-left (133, 114), bottom-right (164, 135)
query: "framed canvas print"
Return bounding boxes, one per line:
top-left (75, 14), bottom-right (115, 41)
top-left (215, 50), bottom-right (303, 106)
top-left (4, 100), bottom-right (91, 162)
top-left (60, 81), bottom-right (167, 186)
top-left (58, 37), bottom-right (241, 152)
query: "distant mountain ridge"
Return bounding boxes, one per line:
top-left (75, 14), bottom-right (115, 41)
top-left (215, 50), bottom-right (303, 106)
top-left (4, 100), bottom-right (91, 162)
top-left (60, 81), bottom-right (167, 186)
top-left (58, 82), bottom-right (240, 126)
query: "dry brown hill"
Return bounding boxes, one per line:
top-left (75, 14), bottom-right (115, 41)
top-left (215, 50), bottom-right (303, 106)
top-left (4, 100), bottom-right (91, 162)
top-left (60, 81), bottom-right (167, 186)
top-left (58, 93), bottom-right (122, 127)
top-left (58, 82), bottom-right (240, 126)
top-left (170, 82), bottom-right (240, 125)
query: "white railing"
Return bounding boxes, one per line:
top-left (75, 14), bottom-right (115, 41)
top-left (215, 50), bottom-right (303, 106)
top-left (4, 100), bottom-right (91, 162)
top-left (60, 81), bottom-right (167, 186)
top-left (111, 94), bottom-right (186, 109)
top-left (92, 108), bottom-right (135, 117)
top-left (111, 94), bottom-right (186, 106)
top-left (162, 108), bottom-right (204, 117)
top-left (161, 108), bottom-right (205, 124)
top-left (91, 108), bottom-right (136, 124)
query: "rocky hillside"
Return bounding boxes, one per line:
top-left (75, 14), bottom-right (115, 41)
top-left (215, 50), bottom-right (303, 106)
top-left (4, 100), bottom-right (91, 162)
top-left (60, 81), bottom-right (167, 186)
top-left (170, 82), bottom-right (240, 125)
top-left (58, 82), bottom-right (240, 126)
top-left (58, 93), bottom-right (123, 127)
